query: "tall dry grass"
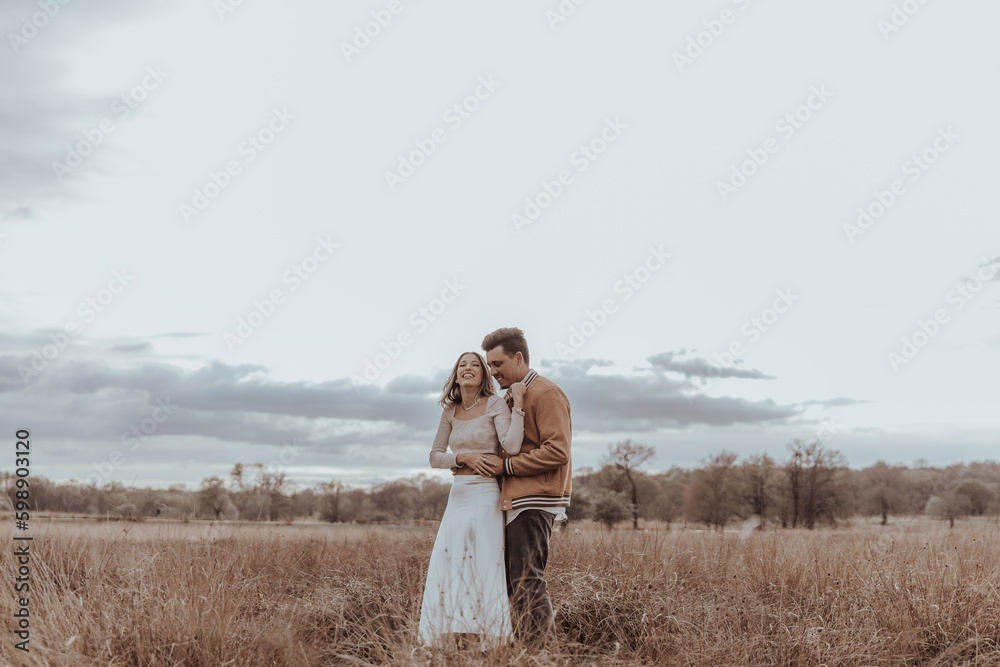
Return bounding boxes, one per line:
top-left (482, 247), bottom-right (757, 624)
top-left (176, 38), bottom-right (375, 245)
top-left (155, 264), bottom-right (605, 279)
top-left (3, 518), bottom-right (1000, 666)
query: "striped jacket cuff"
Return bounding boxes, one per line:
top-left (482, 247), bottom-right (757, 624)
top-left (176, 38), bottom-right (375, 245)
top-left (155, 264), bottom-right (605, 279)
top-left (504, 458), bottom-right (515, 476)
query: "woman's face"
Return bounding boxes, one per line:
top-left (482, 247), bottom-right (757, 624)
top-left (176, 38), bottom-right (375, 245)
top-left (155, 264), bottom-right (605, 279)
top-left (456, 353), bottom-right (484, 390)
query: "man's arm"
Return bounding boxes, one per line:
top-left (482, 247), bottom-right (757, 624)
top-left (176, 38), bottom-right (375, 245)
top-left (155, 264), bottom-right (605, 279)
top-left (503, 387), bottom-right (571, 477)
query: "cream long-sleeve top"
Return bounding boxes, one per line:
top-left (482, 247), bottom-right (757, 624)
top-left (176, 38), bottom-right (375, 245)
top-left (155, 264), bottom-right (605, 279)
top-left (429, 395), bottom-right (524, 469)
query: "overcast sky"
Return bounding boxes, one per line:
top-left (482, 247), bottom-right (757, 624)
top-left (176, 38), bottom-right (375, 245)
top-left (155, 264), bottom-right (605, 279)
top-left (2, 0), bottom-right (998, 492)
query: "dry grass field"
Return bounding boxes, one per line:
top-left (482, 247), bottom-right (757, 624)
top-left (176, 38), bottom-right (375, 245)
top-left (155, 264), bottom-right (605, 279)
top-left (2, 517), bottom-right (1000, 666)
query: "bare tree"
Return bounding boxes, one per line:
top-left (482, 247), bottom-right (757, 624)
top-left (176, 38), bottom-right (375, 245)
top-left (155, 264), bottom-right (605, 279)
top-left (954, 479), bottom-right (995, 516)
top-left (685, 451), bottom-right (742, 530)
top-left (198, 476), bottom-right (235, 520)
top-left (740, 453), bottom-right (777, 530)
top-left (784, 440), bottom-right (849, 529)
top-left (259, 469), bottom-right (289, 520)
top-left (317, 480), bottom-right (346, 523)
top-left (228, 463), bottom-right (290, 520)
top-left (646, 466), bottom-right (689, 526)
top-left (565, 490), bottom-right (592, 526)
top-left (902, 467), bottom-right (935, 515)
top-left (229, 463), bottom-right (253, 517)
top-left (416, 475), bottom-right (450, 520)
top-left (860, 461), bottom-right (907, 525)
top-left (369, 479), bottom-right (421, 522)
top-left (601, 440), bottom-right (654, 530)
top-left (926, 490), bottom-right (974, 528)
top-left (783, 444), bottom-right (803, 528)
top-left (589, 488), bottom-right (632, 528)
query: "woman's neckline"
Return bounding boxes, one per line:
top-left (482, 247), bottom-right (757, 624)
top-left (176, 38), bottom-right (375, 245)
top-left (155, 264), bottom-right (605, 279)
top-left (452, 398), bottom-right (491, 421)
top-left (453, 413), bottom-right (487, 422)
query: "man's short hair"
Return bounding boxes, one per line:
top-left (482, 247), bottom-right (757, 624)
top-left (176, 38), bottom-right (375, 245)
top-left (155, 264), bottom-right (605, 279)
top-left (482, 327), bottom-right (529, 366)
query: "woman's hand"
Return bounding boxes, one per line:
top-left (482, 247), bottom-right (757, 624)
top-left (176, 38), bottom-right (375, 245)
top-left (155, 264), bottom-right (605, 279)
top-left (456, 452), bottom-right (496, 476)
top-left (510, 381), bottom-right (526, 409)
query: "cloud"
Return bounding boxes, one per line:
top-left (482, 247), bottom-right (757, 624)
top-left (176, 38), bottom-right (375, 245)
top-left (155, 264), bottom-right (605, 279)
top-left (2, 337), bottom-right (816, 439)
top-left (0, 328), bottom-right (440, 454)
top-left (794, 397), bottom-right (869, 409)
top-left (0, 1), bottom-right (165, 210)
top-left (0, 327), bottom-right (855, 484)
top-left (152, 332), bottom-right (207, 339)
top-left (0, 53), bottom-right (87, 207)
top-left (108, 341), bottom-right (153, 354)
top-left (0, 206), bottom-right (32, 221)
top-left (646, 351), bottom-right (776, 380)
top-left (540, 358), bottom-right (797, 432)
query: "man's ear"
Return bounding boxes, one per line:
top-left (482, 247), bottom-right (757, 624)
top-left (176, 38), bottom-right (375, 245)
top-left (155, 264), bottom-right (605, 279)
top-left (514, 351), bottom-right (524, 365)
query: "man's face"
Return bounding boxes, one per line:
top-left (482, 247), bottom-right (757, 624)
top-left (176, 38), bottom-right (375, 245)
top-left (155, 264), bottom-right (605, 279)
top-left (486, 347), bottom-right (524, 389)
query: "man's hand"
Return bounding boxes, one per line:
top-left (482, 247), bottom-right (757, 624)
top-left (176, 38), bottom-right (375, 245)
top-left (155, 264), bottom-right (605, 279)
top-left (510, 381), bottom-right (526, 409)
top-left (481, 454), bottom-right (503, 477)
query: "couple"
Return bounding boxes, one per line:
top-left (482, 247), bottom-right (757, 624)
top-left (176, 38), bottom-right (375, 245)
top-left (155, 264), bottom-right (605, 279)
top-left (417, 327), bottom-right (572, 649)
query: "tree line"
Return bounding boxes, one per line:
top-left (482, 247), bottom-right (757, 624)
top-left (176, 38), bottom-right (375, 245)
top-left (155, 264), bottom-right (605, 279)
top-left (571, 439), bottom-right (1000, 530)
top-left (4, 440), bottom-right (999, 529)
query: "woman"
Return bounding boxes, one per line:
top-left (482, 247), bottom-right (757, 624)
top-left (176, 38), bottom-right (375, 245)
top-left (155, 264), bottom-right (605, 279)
top-left (417, 351), bottom-right (525, 647)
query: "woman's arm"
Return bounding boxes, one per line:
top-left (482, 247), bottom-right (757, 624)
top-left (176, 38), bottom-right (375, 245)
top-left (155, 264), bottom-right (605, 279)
top-left (489, 395), bottom-right (524, 455)
top-left (429, 408), bottom-right (458, 469)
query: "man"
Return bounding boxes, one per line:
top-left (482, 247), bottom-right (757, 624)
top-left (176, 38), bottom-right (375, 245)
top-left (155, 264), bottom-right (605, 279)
top-left (479, 326), bottom-right (572, 648)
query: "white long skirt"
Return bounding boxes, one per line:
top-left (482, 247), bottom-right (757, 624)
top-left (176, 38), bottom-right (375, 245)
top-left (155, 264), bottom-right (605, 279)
top-left (417, 474), bottom-right (512, 644)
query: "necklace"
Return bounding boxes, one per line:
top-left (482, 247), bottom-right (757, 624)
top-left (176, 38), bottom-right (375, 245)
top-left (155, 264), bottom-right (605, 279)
top-left (461, 395), bottom-right (481, 412)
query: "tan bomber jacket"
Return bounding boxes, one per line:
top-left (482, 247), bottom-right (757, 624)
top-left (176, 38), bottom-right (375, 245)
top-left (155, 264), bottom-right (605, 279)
top-left (499, 374), bottom-right (572, 511)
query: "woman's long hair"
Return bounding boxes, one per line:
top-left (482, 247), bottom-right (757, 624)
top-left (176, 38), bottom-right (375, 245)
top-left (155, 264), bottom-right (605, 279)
top-left (439, 351), bottom-right (496, 408)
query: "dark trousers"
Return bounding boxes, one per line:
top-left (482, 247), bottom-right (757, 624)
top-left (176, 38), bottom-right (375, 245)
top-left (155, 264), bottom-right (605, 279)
top-left (504, 509), bottom-right (555, 645)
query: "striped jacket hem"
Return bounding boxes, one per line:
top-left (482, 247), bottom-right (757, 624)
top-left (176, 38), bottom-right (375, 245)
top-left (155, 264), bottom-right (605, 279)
top-left (510, 494), bottom-right (571, 509)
